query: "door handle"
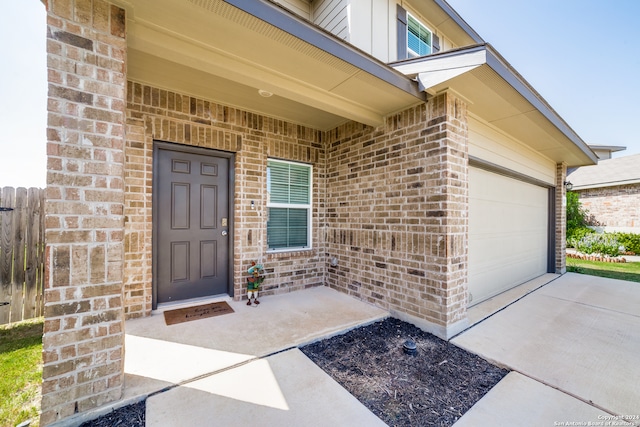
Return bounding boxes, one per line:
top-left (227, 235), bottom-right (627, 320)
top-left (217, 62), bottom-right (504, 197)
top-left (221, 230), bottom-right (228, 236)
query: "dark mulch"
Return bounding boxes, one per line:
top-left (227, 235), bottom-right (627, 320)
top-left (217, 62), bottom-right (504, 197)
top-left (79, 400), bottom-right (145, 427)
top-left (300, 317), bottom-right (508, 427)
top-left (78, 318), bottom-right (506, 427)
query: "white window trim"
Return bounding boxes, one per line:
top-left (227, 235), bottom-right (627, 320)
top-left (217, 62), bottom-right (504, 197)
top-left (266, 158), bottom-right (313, 252)
top-left (407, 12), bottom-right (432, 58)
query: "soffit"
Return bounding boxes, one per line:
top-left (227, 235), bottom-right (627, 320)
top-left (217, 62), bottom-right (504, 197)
top-left (117, 0), bottom-right (423, 130)
top-left (393, 46), bottom-right (597, 167)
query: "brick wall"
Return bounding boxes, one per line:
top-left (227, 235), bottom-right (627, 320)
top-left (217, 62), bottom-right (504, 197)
top-left (576, 184), bottom-right (640, 231)
top-left (43, 0), bottom-right (127, 424)
top-left (123, 82), bottom-right (326, 318)
top-left (555, 162), bottom-right (567, 273)
top-left (324, 91), bottom-right (469, 339)
top-left (121, 85), bottom-right (472, 338)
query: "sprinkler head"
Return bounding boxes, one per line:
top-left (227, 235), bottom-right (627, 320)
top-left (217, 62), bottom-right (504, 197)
top-left (403, 339), bottom-right (417, 355)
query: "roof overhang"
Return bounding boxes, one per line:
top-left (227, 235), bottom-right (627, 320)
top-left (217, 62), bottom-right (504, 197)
top-left (589, 145), bottom-right (627, 152)
top-left (572, 179), bottom-right (640, 191)
top-left (113, 0), bottom-right (424, 130)
top-left (392, 44), bottom-right (598, 167)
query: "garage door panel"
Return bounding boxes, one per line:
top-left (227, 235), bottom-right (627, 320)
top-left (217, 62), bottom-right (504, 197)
top-left (469, 167), bottom-right (548, 305)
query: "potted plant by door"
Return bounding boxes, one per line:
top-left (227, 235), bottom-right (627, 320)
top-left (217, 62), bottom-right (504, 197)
top-left (246, 262), bottom-right (264, 306)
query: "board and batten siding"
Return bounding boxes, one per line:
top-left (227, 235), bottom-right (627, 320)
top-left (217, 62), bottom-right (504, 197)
top-left (272, 0), bottom-right (458, 63)
top-left (349, 0), bottom-right (457, 63)
top-left (468, 114), bottom-right (556, 185)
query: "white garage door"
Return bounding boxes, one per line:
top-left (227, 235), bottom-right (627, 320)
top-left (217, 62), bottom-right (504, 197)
top-left (468, 167), bottom-right (549, 305)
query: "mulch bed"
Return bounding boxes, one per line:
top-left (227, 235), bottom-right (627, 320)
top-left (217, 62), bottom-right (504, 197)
top-left (80, 318), bottom-right (507, 427)
top-left (79, 400), bottom-right (145, 427)
top-left (300, 317), bottom-right (508, 426)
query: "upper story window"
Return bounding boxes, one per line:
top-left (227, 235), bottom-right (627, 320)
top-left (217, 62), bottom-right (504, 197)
top-left (266, 159), bottom-right (312, 251)
top-left (397, 5), bottom-right (439, 60)
top-left (407, 14), bottom-right (432, 57)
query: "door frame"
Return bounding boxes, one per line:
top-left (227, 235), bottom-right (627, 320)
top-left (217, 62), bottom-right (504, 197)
top-left (152, 140), bottom-right (235, 309)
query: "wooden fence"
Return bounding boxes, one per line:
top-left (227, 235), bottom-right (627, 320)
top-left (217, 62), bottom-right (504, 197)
top-left (0, 187), bottom-right (45, 325)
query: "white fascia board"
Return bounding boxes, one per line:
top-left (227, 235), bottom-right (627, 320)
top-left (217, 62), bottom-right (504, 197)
top-left (392, 47), bottom-right (487, 76)
top-left (572, 179), bottom-right (640, 191)
top-left (416, 65), bottom-right (480, 91)
top-left (392, 47), bottom-right (486, 92)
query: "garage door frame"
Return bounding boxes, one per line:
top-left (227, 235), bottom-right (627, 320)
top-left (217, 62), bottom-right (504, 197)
top-left (469, 156), bottom-right (556, 278)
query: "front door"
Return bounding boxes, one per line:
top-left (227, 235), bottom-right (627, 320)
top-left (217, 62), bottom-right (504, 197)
top-left (155, 143), bottom-right (231, 305)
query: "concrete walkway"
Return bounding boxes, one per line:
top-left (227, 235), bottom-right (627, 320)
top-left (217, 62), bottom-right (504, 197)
top-left (61, 273), bottom-right (640, 426)
top-left (125, 286), bottom-right (388, 426)
top-left (452, 273), bottom-right (640, 426)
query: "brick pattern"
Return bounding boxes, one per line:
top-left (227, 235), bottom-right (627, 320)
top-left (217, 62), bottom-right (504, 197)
top-left (576, 184), bottom-right (640, 230)
top-left (324, 92), bottom-right (469, 336)
top-left (43, 0), bottom-right (127, 425)
top-left (123, 82), bottom-right (326, 318)
top-left (555, 162), bottom-right (567, 273)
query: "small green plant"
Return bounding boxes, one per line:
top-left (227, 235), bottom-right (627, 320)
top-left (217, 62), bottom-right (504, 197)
top-left (570, 233), bottom-right (620, 257)
top-left (614, 232), bottom-right (640, 255)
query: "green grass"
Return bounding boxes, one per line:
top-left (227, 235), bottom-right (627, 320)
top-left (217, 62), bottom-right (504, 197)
top-left (0, 318), bottom-right (43, 427)
top-left (566, 257), bottom-right (640, 282)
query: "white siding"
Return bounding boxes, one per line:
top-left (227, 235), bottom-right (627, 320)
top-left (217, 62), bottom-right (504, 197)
top-left (277, 0), bottom-right (461, 63)
top-left (469, 115), bottom-right (556, 185)
top-left (313, 0), bottom-right (349, 40)
top-left (273, 0), bottom-right (311, 20)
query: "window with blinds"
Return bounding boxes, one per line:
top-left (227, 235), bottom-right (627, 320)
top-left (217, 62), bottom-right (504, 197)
top-left (407, 14), bottom-right (432, 57)
top-left (266, 159), bottom-right (312, 250)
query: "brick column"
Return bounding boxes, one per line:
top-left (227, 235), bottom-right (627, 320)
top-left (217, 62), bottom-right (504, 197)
top-left (42, 0), bottom-right (126, 424)
top-left (555, 162), bottom-right (567, 273)
top-left (426, 91), bottom-right (469, 336)
top-left (391, 90), bottom-right (469, 339)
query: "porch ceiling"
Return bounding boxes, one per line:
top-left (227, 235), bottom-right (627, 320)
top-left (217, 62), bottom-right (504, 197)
top-left (392, 45), bottom-right (598, 168)
top-left (117, 0), bottom-right (424, 130)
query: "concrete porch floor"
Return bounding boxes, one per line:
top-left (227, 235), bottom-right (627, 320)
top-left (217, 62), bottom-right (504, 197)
top-left (56, 273), bottom-right (640, 426)
top-left (124, 286), bottom-right (389, 426)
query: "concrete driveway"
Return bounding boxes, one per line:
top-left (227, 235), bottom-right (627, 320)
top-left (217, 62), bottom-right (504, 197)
top-left (452, 273), bottom-right (640, 426)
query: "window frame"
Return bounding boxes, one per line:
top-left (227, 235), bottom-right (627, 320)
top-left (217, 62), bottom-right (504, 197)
top-left (266, 158), bottom-right (313, 252)
top-left (407, 13), bottom-right (432, 57)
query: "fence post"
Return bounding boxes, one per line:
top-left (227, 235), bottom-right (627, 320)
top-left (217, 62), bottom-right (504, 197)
top-left (0, 187), bottom-right (15, 324)
top-left (11, 187), bottom-right (28, 322)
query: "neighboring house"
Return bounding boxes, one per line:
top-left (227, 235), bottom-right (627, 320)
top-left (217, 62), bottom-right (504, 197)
top-left (41, 0), bottom-right (597, 424)
top-left (588, 145), bottom-right (627, 160)
top-left (567, 153), bottom-right (640, 233)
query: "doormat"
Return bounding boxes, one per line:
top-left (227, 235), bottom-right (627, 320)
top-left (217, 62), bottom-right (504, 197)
top-left (163, 301), bottom-right (234, 326)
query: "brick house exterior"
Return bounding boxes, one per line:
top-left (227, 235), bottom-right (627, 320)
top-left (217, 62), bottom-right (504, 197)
top-left (568, 153), bottom-right (640, 233)
top-left (41, 0), bottom-right (596, 424)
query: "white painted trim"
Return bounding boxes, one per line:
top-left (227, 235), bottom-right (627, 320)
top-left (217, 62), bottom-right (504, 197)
top-left (266, 158), bottom-right (313, 252)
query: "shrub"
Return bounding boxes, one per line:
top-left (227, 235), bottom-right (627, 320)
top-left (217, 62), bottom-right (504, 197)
top-left (566, 226), bottom-right (595, 247)
top-left (571, 233), bottom-right (620, 257)
top-left (614, 232), bottom-right (640, 255)
top-left (566, 192), bottom-right (589, 230)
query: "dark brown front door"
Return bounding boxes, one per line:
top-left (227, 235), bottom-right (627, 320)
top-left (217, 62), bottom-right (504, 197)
top-left (155, 143), bottom-right (230, 305)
